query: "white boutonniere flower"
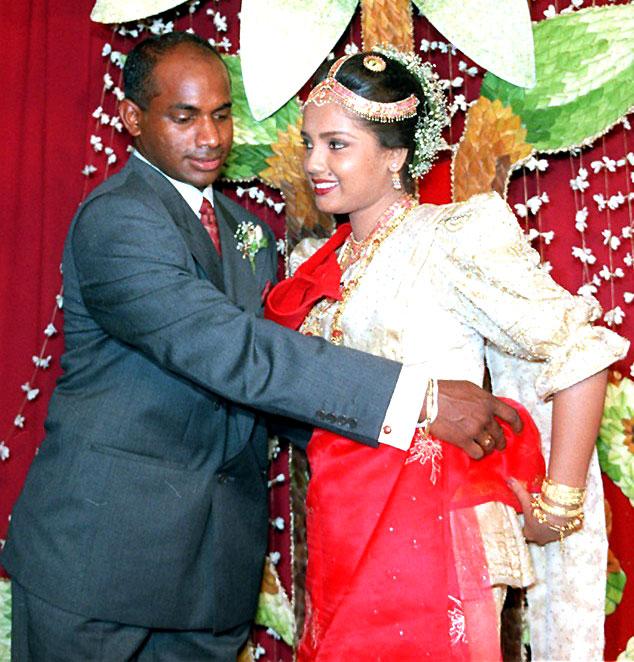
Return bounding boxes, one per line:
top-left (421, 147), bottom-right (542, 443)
top-left (235, 221), bottom-right (269, 273)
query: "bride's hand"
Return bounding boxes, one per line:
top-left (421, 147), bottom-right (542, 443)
top-left (507, 477), bottom-right (579, 546)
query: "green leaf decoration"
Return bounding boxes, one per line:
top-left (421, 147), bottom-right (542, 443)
top-left (606, 568), bottom-right (627, 616)
top-left (481, 4), bottom-right (634, 152)
top-left (414, 0), bottom-right (535, 87)
top-left (254, 557), bottom-right (295, 646)
top-left (255, 591), bottom-right (295, 646)
top-left (221, 55), bottom-right (301, 182)
top-left (0, 580), bottom-right (11, 662)
top-left (597, 376), bottom-right (634, 507)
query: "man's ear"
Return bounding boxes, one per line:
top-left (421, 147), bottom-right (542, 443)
top-left (119, 99), bottom-right (143, 137)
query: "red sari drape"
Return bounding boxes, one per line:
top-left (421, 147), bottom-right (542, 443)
top-left (265, 223), bottom-right (545, 660)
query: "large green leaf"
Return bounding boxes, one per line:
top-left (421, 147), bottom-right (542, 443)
top-left (481, 4), bottom-right (634, 152)
top-left (255, 591), bottom-right (295, 646)
top-left (0, 580), bottom-right (10, 662)
top-left (221, 55), bottom-right (301, 182)
top-left (606, 568), bottom-right (627, 616)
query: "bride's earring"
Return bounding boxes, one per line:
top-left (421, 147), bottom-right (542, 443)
top-left (390, 164), bottom-right (402, 190)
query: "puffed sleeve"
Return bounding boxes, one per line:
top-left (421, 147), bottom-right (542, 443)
top-left (435, 192), bottom-right (629, 400)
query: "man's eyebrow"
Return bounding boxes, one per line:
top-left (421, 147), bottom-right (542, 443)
top-left (170, 104), bottom-right (199, 111)
top-left (168, 102), bottom-right (232, 112)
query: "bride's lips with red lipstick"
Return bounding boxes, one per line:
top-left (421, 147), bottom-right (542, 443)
top-left (311, 178), bottom-right (338, 196)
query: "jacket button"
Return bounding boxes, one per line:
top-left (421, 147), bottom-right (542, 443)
top-left (383, 425), bottom-right (392, 434)
top-left (316, 409), bottom-right (326, 420)
top-left (325, 413), bottom-right (337, 423)
top-left (349, 418), bottom-right (358, 429)
top-left (217, 473), bottom-right (228, 484)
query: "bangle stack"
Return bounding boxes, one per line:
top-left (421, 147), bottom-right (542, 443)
top-left (416, 378), bottom-right (438, 435)
top-left (530, 477), bottom-right (586, 543)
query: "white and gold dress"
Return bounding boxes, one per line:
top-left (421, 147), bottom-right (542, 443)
top-left (289, 192), bottom-right (628, 661)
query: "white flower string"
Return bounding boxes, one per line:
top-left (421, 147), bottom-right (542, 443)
top-left (516, 113), bottom-right (632, 376)
top-left (621, 120), bottom-right (634, 355)
top-left (235, 185), bottom-right (285, 215)
top-left (599, 134), bottom-right (619, 327)
top-left (544, 0), bottom-right (586, 18)
top-left (531, 163), bottom-right (550, 261)
top-left (0, 292), bottom-right (63, 461)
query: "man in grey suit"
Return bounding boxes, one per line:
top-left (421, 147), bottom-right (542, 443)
top-left (3, 32), bottom-right (520, 660)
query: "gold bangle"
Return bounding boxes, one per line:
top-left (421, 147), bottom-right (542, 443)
top-left (416, 378), bottom-right (437, 436)
top-left (536, 495), bottom-right (584, 519)
top-left (531, 499), bottom-right (549, 524)
top-left (530, 498), bottom-right (584, 543)
top-left (541, 477), bottom-right (586, 507)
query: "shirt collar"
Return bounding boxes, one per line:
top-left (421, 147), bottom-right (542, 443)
top-left (132, 150), bottom-right (214, 218)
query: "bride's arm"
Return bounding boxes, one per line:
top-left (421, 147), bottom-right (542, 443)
top-left (433, 192), bottom-right (627, 544)
top-left (549, 370), bottom-right (608, 487)
top-left (509, 369), bottom-right (608, 545)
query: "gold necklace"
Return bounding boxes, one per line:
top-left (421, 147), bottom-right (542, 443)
top-left (330, 200), bottom-right (416, 345)
top-left (339, 196), bottom-right (415, 272)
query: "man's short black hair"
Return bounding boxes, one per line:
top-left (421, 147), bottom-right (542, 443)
top-left (123, 31), bottom-right (222, 109)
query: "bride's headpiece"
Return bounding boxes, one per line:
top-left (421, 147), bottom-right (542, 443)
top-left (304, 45), bottom-right (449, 178)
top-left (304, 55), bottom-right (419, 123)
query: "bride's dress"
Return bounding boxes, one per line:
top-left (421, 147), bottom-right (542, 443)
top-left (275, 192), bottom-right (627, 660)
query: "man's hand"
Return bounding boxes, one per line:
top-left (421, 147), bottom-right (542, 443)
top-left (426, 380), bottom-right (522, 459)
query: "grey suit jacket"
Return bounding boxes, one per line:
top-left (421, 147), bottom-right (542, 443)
top-left (2, 156), bottom-right (402, 631)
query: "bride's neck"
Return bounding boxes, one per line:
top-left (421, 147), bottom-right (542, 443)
top-left (349, 191), bottom-right (407, 241)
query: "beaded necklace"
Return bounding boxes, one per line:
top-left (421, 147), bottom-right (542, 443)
top-left (301, 195), bottom-right (417, 345)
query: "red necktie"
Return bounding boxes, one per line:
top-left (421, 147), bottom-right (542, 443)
top-left (199, 197), bottom-right (222, 256)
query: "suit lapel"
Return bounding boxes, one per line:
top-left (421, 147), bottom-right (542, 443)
top-left (214, 193), bottom-right (262, 312)
top-left (128, 157), bottom-right (224, 290)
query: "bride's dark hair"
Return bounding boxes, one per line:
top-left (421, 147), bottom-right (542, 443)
top-left (312, 53), bottom-right (427, 194)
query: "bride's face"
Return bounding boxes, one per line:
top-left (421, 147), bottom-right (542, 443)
top-left (301, 102), bottom-right (402, 219)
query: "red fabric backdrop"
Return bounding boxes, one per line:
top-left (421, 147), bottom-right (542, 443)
top-left (0, 0), bottom-right (103, 544)
top-left (1, 1), bottom-right (632, 659)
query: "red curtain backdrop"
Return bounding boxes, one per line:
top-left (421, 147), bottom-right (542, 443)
top-left (0, 0), bottom-right (105, 541)
top-left (1, 1), bottom-right (632, 659)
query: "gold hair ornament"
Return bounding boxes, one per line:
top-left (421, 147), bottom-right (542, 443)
top-left (363, 54), bottom-right (386, 72)
top-left (305, 55), bottom-right (419, 123)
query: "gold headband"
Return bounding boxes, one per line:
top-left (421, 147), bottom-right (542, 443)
top-left (304, 55), bottom-right (419, 123)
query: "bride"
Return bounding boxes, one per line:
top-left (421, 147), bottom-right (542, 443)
top-left (265, 45), bottom-right (628, 660)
